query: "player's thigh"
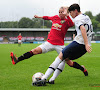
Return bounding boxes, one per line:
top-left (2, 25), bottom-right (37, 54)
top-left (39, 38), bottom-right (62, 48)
top-left (38, 41), bottom-right (54, 53)
top-left (55, 45), bottom-right (65, 54)
top-left (62, 41), bottom-right (86, 60)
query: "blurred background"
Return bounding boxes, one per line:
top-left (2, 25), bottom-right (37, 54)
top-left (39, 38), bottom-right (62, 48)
top-left (0, 0), bottom-right (100, 44)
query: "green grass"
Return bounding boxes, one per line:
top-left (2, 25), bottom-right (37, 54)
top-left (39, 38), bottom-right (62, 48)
top-left (0, 43), bottom-right (100, 90)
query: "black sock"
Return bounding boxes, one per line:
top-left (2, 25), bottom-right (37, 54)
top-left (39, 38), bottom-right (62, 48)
top-left (18, 51), bottom-right (34, 62)
top-left (71, 62), bottom-right (84, 71)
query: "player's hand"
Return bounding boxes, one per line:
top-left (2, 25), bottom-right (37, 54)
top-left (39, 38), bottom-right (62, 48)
top-left (85, 44), bottom-right (92, 53)
top-left (34, 15), bottom-right (43, 18)
top-left (34, 15), bottom-right (39, 18)
top-left (63, 7), bottom-right (69, 16)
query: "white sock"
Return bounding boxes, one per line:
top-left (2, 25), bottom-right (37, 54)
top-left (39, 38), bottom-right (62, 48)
top-left (49, 60), bottom-right (65, 82)
top-left (42, 57), bottom-right (62, 80)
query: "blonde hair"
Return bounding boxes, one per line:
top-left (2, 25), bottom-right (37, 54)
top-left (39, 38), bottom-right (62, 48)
top-left (60, 6), bottom-right (69, 13)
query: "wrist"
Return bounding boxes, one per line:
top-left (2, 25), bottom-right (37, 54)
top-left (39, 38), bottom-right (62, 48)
top-left (67, 15), bottom-right (69, 18)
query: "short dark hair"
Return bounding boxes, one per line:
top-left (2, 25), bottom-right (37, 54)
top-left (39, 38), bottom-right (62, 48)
top-left (68, 4), bottom-right (80, 12)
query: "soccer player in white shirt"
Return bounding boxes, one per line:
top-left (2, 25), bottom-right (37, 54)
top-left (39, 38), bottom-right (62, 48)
top-left (36, 4), bottom-right (93, 86)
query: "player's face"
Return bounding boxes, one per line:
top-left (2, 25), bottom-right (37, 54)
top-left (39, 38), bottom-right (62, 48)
top-left (59, 9), bottom-right (65, 19)
top-left (69, 11), bottom-right (76, 18)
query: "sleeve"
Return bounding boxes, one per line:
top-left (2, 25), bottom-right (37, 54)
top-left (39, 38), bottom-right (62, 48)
top-left (43, 16), bottom-right (53, 20)
top-left (75, 19), bottom-right (84, 29)
top-left (66, 16), bottom-right (74, 28)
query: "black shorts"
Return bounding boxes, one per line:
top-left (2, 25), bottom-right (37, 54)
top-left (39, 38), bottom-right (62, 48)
top-left (62, 41), bottom-right (87, 60)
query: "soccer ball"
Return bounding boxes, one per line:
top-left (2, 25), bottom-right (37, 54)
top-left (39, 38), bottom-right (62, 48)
top-left (32, 72), bottom-right (44, 83)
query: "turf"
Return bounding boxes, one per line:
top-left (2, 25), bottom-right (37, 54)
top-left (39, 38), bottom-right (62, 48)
top-left (0, 43), bottom-right (100, 90)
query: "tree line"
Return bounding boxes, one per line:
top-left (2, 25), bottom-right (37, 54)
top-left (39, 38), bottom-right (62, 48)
top-left (0, 11), bottom-right (100, 32)
top-left (0, 18), bottom-right (52, 28)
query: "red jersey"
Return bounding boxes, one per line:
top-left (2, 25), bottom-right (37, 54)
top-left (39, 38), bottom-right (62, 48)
top-left (18, 35), bottom-right (22, 40)
top-left (43, 15), bottom-right (74, 45)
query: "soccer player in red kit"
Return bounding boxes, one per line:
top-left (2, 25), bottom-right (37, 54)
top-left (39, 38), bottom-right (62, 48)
top-left (17, 33), bottom-right (22, 46)
top-left (10, 7), bottom-right (88, 84)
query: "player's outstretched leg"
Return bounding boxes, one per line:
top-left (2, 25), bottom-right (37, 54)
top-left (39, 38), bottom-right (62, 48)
top-left (10, 51), bottom-right (34, 65)
top-left (81, 65), bottom-right (88, 76)
top-left (68, 61), bottom-right (88, 76)
top-left (10, 47), bottom-right (42, 65)
top-left (10, 52), bottom-right (18, 64)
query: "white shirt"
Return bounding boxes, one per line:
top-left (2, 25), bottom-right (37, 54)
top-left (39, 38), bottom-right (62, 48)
top-left (73, 14), bottom-right (93, 45)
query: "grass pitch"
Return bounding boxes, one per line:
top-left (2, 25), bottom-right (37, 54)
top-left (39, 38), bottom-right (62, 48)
top-left (0, 43), bottom-right (100, 90)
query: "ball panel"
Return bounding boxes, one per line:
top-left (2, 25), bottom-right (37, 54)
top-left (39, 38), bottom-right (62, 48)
top-left (32, 72), bottom-right (44, 83)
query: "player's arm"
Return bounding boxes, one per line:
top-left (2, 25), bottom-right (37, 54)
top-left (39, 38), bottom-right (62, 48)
top-left (73, 30), bottom-right (77, 40)
top-left (63, 7), bottom-right (74, 27)
top-left (73, 34), bottom-right (75, 40)
top-left (34, 15), bottom-right (52, 20)
top-left (73, 33), bottom-right (75, 40)
top-left (63, 7), bottom-right (69, 16)
top-left (34, 15), bottom-right (43, 19)
top-left (80, 25), bottom-right (92, 53)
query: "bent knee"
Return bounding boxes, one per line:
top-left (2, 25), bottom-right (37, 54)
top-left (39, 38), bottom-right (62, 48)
top-left (67, 60), bottom-right (74, 67)
top-left (31, 47), bottom-right (42, 55)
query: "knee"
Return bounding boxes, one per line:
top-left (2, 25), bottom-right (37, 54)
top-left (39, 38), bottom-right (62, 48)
top-left (67, 61), bottom-right (74, 67)
top-left (31, 48), bottom-right (42, 55)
